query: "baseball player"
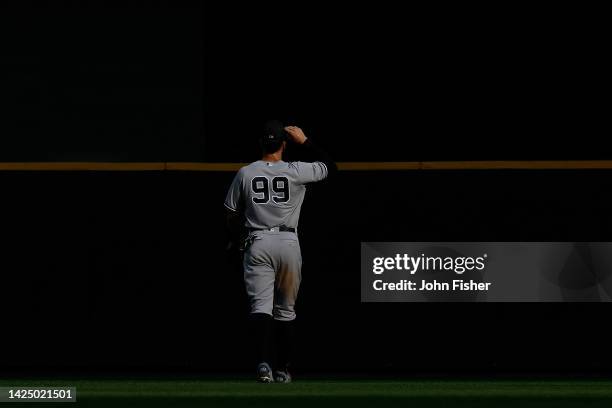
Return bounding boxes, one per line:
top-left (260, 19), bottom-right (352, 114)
top-left (224, 120), bottom-right (336, 383)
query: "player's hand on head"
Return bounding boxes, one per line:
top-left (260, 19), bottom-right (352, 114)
top-left (284, 126), bottom-right (307, 144)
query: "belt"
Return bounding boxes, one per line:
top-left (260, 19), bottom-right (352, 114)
top-left (248, 226), bottom-right (296, 233)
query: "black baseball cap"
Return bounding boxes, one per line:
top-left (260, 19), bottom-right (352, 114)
top-left (262, 120), bottom-right (288, 143)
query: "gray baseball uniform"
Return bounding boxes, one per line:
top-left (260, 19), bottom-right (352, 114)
top-left (225, 159), bottom-right (329, 321)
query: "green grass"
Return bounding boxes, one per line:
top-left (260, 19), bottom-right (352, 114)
top-left (1, 379), bottom-right (611, 407)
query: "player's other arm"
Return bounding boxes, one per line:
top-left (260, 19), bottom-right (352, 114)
top-left (285, 125), bottom-right (337, 181)
top-left (224, 169), bottom-right (246, 247)
top-left (225, 208), bottom-right (244, 240)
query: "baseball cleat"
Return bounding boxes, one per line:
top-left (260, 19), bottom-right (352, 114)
top-left (274, 370), bottom-right (292, 383)
top-left (257, 362), bottom-right (274, 383)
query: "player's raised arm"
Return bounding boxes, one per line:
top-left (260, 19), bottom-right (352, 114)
top-left (284, 125), bottom-right (337, 183)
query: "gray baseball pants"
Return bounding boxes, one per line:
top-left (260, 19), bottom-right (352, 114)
top-left (243, 230), bottom-right (302, 321)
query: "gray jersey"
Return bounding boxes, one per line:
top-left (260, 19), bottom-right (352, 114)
top-left (224, 160), bottom-right (328, 230)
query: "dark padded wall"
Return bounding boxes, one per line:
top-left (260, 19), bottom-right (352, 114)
top-left (2, 170), bottom-right (612, 375)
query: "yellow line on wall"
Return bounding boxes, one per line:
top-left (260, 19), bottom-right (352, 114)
top-left (419, 160), bottom-right (612, 170)
top-left (165, 162), bottom-right (247, 171)
top-left (1, 161), bottom-right (612, 171)
top-left (0, 162), bottom-right (166, 171)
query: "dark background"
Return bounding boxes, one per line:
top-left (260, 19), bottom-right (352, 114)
top-left (1, 1), bottom-right (611, 376)
top-left (2, 1), bottom-right (608, 162)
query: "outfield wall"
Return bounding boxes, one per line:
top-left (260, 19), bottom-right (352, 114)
top-left (1, 168), bottom-right (611, 375)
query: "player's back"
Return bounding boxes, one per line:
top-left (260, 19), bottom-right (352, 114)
top-left (224, 159), bottom-right (329, 230)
